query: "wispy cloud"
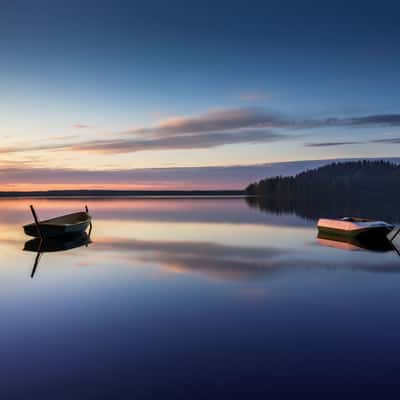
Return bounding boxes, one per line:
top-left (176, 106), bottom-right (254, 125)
top-left (65, 110), bottom-right (400, 154)
top-left (117, 109), bottom-right (400, 150)
top-left (126, 107), bottom-right (289, 137)
top-left (300, 114), bottom-right (400, 129)
top-left (2, 108), bottom-right (400, 156)
top-left (64, 108), bottom-right (289, 153)
top-left (0, 142), bottom-right (78, 154)
top-left (305, 141), bottom-right (362, 147)
top-left (68, 129), bottom-right (285, 153)
top-left (344, 114), bottom-right (400, 127)
top-left (1, 157), bottom-right (399, 190)
top-left (306, 136), bottom-right (400, 147)
top-left (73, 124), bottom-right (90, 129)
top-left (371, 137), bottom-right (400, 144)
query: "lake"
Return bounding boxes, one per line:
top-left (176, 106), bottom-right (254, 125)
top-left (2, 197), bottom-right (400, 398)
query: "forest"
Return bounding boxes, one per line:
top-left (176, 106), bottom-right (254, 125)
top-left (246, 160), bottom-right (400, 221)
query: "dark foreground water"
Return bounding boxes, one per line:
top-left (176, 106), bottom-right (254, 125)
top-left (2, 198), bottom-right (400, 399)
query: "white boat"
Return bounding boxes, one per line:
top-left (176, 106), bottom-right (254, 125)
top-left (317, 217), bottom-right (394, 240)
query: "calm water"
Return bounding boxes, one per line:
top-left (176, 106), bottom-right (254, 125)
top-left (2, 198), bottom-right (400, 398)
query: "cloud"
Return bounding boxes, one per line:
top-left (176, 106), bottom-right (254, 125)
top-left (68, 129), bottom-right (286, 153)
top-left (371, 137), bottom-right (400, 144)
top-left (126, 107), bottom-right (289, 137)
top-left (345, 114), bottom-right (400, 126)
top-left (1, 157), bottom-right (399, 190)
top-left (73, 124), bottom-right (90, 129)
top-left (305, 141), bottom-right (362, 147)
top-left (132, 110), bottom-right (400, 136)
top-left (300, 114), bottom-right (400, 129)
top-left (2, 108), bottom-right (400, 157)
top-left (76, 110), bottom-right (400, 154)
top-left (0, 142), bottom-right (77, 154)
top-left (0, 108), bottom-right (289, 155)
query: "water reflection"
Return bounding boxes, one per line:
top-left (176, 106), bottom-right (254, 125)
top-left (317, 231), bottom-right (397, 253)
top-left (24, 232), bottom-right (92, 278)
top-left (2, 198), bottom-right (400, 397)
top-left (94, 238), bottom-right (288, 281)
top-left (93, 235), bottom-right (400, 279)
top-left (3, 197), bottom-right (399, 281)
top-left (247, 195), bottom-right (400, 223)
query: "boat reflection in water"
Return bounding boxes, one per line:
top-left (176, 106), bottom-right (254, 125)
top-left (317, 231), bottom-right (399, 253)
top-left (23, 232), bottom-right (92, 278)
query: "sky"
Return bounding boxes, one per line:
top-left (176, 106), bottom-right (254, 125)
top-left (1, 0), bottom-right (399, 190)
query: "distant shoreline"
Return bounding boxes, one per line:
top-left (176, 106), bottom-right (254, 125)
top-left (0, 190), bottom-right (246, 198)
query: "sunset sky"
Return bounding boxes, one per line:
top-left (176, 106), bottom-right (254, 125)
top-left (1, 0), bottom-right (399, 190)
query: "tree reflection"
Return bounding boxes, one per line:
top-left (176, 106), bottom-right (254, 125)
top-left (246, 195), bottom-right (400, 223)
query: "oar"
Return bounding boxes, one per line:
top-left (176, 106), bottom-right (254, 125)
top-left (390, 227), bottom-right (400, 242)
top-left (30, 239), bottom-right (43, 278)
top-left (30, 205), bottom-right (43, 240)
top-left (85, 205), bottom-right (93, 238)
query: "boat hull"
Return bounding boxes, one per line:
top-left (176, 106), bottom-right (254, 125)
top-left (317, 226), bottom-right (392, 241)
top-left (23, 211), bottom-right (91, 238)
top-left (24, 221), bottom-right (91, 238)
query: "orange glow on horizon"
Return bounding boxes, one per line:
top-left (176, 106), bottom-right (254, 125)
top-left (0, 182), bottom-right (223, 192)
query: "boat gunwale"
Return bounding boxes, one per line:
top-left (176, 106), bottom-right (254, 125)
top-left (317, 226), bottom-right (393, 235)
top-left (317, 217), bottom-right (394, 232)
top-left (23, 211), bottom-right (91, 228)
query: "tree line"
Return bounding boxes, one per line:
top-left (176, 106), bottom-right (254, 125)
top-left (246, 160), bottom-right (400, 221)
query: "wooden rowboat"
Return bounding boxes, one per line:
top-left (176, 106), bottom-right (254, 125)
top-left (23, 205), bottom-right (92, 238)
